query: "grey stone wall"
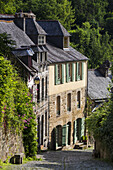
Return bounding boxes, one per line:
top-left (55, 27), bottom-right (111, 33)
top-left (49, 87), bottom-right (86, 149)
top-left (0, 128), bottom-right (24, 162)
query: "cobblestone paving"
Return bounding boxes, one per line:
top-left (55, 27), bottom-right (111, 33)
top-left (8, 149), bottom-right (113, 170)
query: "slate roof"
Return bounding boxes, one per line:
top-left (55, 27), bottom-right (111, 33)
top-left (25, 18), bottom-right (47, 35)
top-left (0, 14), bottom-right (14, 18)
top-left (12, 48), bottom-right (34, 57)
top-left (37, 20), bottom-right (70, 36)
top-left (88, 69), bottom-right (112, 100)
top-left (0, 21), bottom-right (34, 48)
top-left (46, 43), bottom-right (88, 63)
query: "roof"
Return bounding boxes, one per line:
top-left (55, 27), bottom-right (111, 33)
top-left (88, 69), bottom-right (112, 100)
top-left (25, 18), bottom-right (47, 35)
top-left (0, 21), bottom-right (34, 48)
top-left (46, 43), bottom-right (88, 63)
top-left (37, 20), bottom-right (70, 36)
top-left (0, 14), bottom-right (14, 18)
top-left (12, 48), bottom-right (34, 57)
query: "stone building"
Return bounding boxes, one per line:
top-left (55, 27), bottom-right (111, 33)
top-left (0, 12), bottom-right (88, 151)
top-left (0, 12), bottom-right (49, 150)
top-left (38, 21), bottom-right (88, 150)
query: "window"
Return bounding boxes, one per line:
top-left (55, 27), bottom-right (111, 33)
top-left (55, 64), bottom-right (64, 85)
top-left (45, 77), bottom-right (47, 98)
top-left (45, 111), bottom-right (47, 136)
top-left (67, 93), bottom-right (71, 111)
top-left (37, 84), bottom-right (40, 103)
top-left (38, 35), bottom-right (45, 45)
top-left (42, 78), bottom-right (44, 100)
top-left (76, 62), bottom-right (84, 81)
top-left (56, 96), bottom-right (60, 115)
top-left (66, 63), bottom-right (72, 82)
top-left (77, 91), bottom-right (80, 108)
top-left (45, 52), bottom-right (47, 61)
top-left (64, 37), bottom-right (69, 48)
top-left (40, 53), bottom-right (42, 62)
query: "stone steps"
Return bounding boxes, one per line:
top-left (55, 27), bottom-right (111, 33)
top-left (74, 142), bottom-right (87, 150)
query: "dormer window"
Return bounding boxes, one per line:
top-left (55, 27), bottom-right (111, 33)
top-left (38, 35), bottom-right (45, 45)
top-left (64, 37), bottom-right (69, 48)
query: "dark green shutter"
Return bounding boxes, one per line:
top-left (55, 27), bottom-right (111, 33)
top-left (62, 125), bottom-right (67, 146)
top-left (76, 62), bottom-right (78, 81)
top-left (62, 64), bottom-right (64, 84)
top-left (81, 62), bottom-right (84, 80)
top-left (74, 120), bottom-right (77, 144)
top-left (72, 63), bottom-right (75, 81)
top-left (66, 63), bottom-right (69, 82)
top-left (55, 64), bottom-right (58, 85)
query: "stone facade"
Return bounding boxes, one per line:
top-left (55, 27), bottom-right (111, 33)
top-left (0, 128), bottom-right (24, 162)
top-left (49, 87), bottom-right (86, 149)
top-left (36, 68), bottom-right (49, 149)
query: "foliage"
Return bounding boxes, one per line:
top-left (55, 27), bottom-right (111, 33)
top-left (69, 22), bottom-right (113, 68)
top-left (86, 91), bottom-right (113, 158)
top-left (0, 54), bottom-right (37, 157)
top-left (14, 0), bottom-right (75, 30)
top-left (0, 33), bottom-right (15, 58)
top-left (70, 0), bottom-right (108, 27)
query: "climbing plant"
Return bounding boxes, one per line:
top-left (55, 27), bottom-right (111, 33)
top-left (0, 55), bottom-right (37, 157)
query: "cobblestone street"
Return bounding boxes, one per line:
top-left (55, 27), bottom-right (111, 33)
top-left (8, 149), bottom-right (113, 170)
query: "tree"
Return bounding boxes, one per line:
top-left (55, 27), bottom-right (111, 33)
top-left (86, 90), bottom-right (113, 159)
top-left (69, 22), bottom-right (113, 68)
top-left (14, 0), bottom-right (75, 30)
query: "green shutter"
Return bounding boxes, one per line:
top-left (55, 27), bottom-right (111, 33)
top-left (62, 125), bottom-right (67, 146)
top-left (72, 63), bottom-right (75, 82)
top-left (81, 62), bottom-right (84, 80)
top-left (81, 117), bottom-right (85, 138)
top-left (74, 120), bottom-right (77, 144)
top-left (66, 63), bottom-right (69, 82)
top-left (62, 64), bottom-right (64, 84)
top-left (55, 64), bottom-right (58, 85)
top-left (66, 125), bottom-right (69, 146)
top-left (76, 62), bottom-right (78, 81)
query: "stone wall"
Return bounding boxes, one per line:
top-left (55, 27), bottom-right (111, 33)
top-left (94, 139), bottom-right (111, 160)
top-left (49, 87), bottom-right (86, 149)
top-left (0, 128), bottom-right (24, 162)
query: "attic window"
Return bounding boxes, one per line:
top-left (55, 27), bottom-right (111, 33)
top-left (38, 36), bottom-right (45, 45)
top-left (64, 37), bottom-right (69, 48)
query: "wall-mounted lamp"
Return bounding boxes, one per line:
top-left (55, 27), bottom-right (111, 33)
top-left (34, 77), bottom-right (40, 85)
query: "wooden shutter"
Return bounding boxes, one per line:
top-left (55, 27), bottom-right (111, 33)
top-left (55, 64), bottom-right (58, 85)
top-left (81, 117), bottom-right (85, 137)
top-left (66, 63), bottom-right (69, 82)
top-left (76, 62), bottom-right (78, 81)
top-left (81, 62), bottom-right (84, 80)
top-left (62, 64), bottom-right (64, 84)
top-left (62, 125), bottom-right (67, 146)
top-left (73, 120), bottom-right (77, 144)
top-left (72, 63), bottom-right (75, 81)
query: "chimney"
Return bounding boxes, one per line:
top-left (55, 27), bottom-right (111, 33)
top-left (98, 60), bottom-right (110, 77)
top-left (14, 11), bottom-right (36, 32)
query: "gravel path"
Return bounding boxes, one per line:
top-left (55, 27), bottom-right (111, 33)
top-left (7, 149), bottom-right (113, 170)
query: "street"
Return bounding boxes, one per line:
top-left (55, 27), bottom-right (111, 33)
top-left (9, 149), bottom-right (113, 170)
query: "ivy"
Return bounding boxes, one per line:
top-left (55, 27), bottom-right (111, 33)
top-left (0, 55), bottom-right (37, 158)
top-left (86, 91), bottom-right (113, 159)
